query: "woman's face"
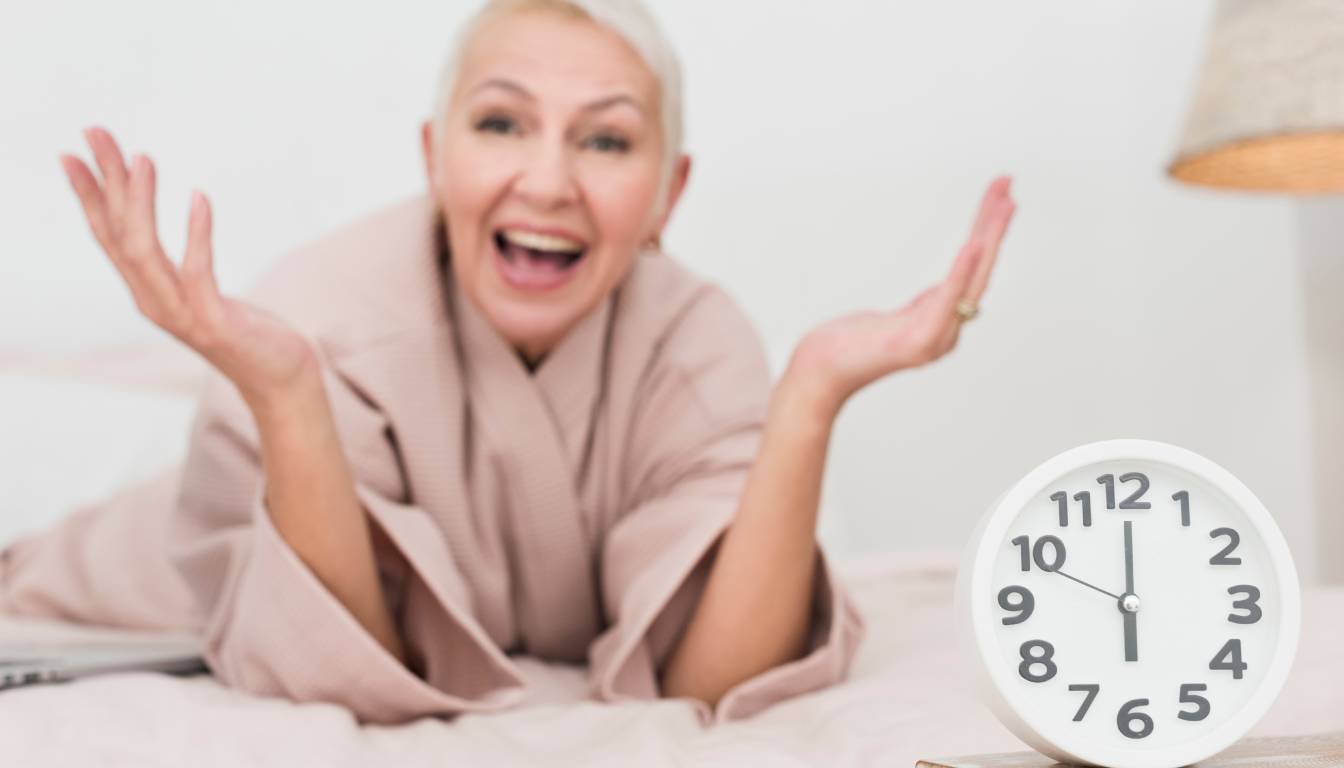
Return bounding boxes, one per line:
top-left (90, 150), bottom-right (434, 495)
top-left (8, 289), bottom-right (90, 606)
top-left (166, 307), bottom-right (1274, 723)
top-left (422, 10), bottom-right (689, 363)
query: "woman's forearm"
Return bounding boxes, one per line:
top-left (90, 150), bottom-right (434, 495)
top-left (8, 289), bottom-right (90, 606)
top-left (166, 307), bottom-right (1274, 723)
top-left (660, 369), bottom-right (837, 707)
top-left (248, 376), bottom-right (407, 665)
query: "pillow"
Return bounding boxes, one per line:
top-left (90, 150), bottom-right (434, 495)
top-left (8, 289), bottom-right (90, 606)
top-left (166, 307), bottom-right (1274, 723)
top-left (0, 343), bottom-right (206, 546)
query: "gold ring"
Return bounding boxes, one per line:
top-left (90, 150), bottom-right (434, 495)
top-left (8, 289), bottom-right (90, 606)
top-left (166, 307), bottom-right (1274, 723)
top-left (956, 300), bottom-right (980, 323)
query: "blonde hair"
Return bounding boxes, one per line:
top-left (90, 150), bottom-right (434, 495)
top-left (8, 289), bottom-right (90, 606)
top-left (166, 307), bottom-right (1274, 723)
top-left (430, 0), bottom-right (685, 210)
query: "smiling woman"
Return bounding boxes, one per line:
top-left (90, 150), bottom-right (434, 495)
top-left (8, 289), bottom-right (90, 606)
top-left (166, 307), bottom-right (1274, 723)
top-left (427, 1), bottom-right (687, 364)
top-left (2, 0), bottom-right (1015, 727)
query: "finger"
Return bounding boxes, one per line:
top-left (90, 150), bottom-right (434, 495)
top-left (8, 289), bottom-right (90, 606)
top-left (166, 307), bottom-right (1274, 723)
top-left (965, 197), bottom-right (1017, 305)
top-left (84, 126), bottom-right (131, 231)
top-left (907, 239), bottom-right (983, 356)
top-left (940, 238), bottom-right (985, 308)
top-left (181, 191), bottom-right (224, 325)
top-left (125, 154), bottom-right (162, 253)
top-left (968, 175), bottom-right (1012, 242)
top-left (59, 154), bottom-right (116, 253)
top-left (121, 154), bottom-right (186, 329)
top-left (905, 285), bottom-right (939, 311)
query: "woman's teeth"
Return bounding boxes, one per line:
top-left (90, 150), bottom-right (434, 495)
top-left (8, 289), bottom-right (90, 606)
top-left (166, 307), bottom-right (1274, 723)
top-left (500, 228), bottom-right (585, 254)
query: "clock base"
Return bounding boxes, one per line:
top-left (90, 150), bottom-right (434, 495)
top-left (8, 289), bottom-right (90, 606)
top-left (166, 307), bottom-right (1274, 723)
top-left (916, 731), bottom-right (1344, 768)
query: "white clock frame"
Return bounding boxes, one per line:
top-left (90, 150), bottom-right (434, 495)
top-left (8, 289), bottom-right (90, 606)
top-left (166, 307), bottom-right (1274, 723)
top-left (955, 439), bottom-right (1301, 768)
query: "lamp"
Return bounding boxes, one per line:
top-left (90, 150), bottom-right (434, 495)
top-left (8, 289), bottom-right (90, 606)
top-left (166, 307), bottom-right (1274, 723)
top-left (1168, 0), bottom-right (1344, 194)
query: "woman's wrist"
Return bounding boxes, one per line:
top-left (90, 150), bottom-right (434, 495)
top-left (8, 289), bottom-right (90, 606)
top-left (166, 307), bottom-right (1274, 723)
top-left (243, 365), bottom-right (330, 436)
top-left (770, 364), bottom-right (843, 441)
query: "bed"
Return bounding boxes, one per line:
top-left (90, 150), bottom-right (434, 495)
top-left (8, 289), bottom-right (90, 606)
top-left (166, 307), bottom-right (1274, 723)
top-left (3, 345), bottom-right (1341, 766)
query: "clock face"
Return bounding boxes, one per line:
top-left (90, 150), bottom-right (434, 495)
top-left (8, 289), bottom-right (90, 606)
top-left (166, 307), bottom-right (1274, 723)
top-left (960, 441), bottom-right (1300, 768)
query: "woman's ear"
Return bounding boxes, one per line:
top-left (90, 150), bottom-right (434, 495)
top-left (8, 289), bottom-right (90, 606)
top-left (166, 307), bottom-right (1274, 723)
top-left (652, 154), bottom-right (693, 241)
top-left (420, 120), bottom-right (437, 194)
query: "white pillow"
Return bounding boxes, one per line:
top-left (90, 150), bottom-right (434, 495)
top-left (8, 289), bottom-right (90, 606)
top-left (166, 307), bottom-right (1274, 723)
top-left (0, 343), bottom-right (207, 545)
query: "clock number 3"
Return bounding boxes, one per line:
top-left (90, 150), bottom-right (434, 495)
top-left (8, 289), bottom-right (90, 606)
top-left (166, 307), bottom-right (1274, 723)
top-left (1018, 640), bottom-right (1057, 683)
top-left (1228, 585), bottom-right (1262, 624)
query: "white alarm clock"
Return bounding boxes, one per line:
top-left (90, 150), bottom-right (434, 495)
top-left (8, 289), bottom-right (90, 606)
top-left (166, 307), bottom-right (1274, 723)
top-left (955, 439), bottom-right (1300, 768)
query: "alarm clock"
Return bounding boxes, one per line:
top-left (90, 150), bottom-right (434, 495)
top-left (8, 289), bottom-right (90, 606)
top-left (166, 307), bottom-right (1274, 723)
top-left (955, 439), bottom-right (1300, 768)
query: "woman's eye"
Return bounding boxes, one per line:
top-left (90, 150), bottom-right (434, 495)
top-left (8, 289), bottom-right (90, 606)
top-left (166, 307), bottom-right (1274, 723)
top-left (584, 134), bottom-right (630, 153)
top-left (475, 116), bottom-right (517, 135)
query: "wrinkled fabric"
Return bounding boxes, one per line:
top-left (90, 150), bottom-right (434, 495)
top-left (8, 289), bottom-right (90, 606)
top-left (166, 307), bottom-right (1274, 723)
top-left (1, 195), bottom-right (866, 726)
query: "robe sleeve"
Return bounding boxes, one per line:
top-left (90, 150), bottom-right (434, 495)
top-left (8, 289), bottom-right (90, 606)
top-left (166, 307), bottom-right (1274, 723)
top-left (168, 363), bottom-right (527, 724)
top-left (587, 287), bottom-right (867, 726)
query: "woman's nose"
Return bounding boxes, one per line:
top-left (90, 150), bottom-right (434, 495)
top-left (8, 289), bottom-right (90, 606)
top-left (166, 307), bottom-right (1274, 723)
top-left (514, 140), bottom-right (579, 210)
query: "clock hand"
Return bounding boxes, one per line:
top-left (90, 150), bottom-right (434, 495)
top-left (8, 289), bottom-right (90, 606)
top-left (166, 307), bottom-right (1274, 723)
top-left (1051, 568), bottom-right (1122, 600)
top-left (1122, 520), bottom-right (1138, 662)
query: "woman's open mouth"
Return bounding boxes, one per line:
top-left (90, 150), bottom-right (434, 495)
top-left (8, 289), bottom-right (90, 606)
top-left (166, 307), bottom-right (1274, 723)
top-left (493, 228), bottom-right (587, 291)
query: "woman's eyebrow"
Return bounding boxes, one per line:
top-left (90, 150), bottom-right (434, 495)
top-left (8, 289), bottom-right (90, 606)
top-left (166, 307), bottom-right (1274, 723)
top-left (471, 77), bottom-right (535, 100)
top-left (470, 77), bottom-right (646, 116)
top-left (582, 93), bottom-right (646, 116)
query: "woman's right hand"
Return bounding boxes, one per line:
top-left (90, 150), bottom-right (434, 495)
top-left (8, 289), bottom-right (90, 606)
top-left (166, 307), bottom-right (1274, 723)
top-left (60, 127), bottom-right (320, 411)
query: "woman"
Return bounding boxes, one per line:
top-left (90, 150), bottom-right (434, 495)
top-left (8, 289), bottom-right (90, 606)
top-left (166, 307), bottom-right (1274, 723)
top-left (12, 0), bottom-right (1015, 726)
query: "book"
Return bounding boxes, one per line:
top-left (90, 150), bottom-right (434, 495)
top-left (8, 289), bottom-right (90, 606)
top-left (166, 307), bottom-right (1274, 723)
top-left (917, 732), bottom-right (1344, 767)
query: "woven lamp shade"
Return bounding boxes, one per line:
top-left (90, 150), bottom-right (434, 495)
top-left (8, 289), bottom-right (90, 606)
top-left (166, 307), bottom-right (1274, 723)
top-left (1169, 0), bottom-right (1344, 194)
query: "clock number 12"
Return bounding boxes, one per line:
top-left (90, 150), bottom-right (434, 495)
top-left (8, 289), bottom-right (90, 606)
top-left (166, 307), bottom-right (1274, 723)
top-left (1097, 472), bottom-right (1152, 510)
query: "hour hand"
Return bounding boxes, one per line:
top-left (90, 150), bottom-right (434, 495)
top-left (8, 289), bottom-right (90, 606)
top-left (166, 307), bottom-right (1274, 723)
top-left (1121, 521), bottom-right (1139, 662)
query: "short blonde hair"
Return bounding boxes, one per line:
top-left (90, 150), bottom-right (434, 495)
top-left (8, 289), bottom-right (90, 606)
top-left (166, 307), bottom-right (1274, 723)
top-left (430, 0), bottom-right (685, 203)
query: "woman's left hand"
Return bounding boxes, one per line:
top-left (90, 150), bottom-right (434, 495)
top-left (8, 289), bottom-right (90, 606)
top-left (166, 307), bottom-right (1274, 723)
top-left (785, 176), bottom-right (1016, 418)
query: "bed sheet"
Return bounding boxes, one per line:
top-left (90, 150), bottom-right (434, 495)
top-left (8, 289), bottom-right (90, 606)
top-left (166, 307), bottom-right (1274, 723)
top-left (2, 553), bottom-right (1340, 767)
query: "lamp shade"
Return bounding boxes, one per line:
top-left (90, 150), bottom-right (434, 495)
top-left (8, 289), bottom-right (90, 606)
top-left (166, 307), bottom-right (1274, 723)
top-left (1169, 0), bottom-right (1344, 194)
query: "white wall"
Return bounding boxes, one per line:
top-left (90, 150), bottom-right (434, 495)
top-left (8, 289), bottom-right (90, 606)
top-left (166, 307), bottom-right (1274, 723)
top-left (2, 1), bottom-right (1331, 582)
top-left (1298, 200), bottom-right (1344, 583)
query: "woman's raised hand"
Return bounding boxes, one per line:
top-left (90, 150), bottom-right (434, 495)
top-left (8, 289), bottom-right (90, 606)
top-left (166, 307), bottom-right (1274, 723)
top-left (59, 127), bottom-right (320, 411)
top-left (786, 176), bottom-right (1017, 417)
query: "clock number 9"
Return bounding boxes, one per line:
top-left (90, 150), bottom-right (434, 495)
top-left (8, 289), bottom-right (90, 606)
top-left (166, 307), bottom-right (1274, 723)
top-left (997, 586), bottom-right (1035, 625)
top-left (1018, 640), bottom-right (1057, 683)
top-left (1010, 535), bottom-right (1066, 572)
top-left (1117, 698), bottom-right (1154, 739)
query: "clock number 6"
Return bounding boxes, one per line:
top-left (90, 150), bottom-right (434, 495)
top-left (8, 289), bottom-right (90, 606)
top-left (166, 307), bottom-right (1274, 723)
top-left (1018, 640), bottom-right (1057, 683)
top-left (1117, 698), bottom-right (1154, 739)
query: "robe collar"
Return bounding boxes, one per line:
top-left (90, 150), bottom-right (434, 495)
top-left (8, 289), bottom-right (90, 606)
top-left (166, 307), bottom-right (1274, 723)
top-left (446, 267), bottom-right (611, 475)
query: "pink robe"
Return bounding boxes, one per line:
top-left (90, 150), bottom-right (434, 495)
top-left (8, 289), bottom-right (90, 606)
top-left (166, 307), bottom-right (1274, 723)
top-left (0, 195), bottom-right (866, 725)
